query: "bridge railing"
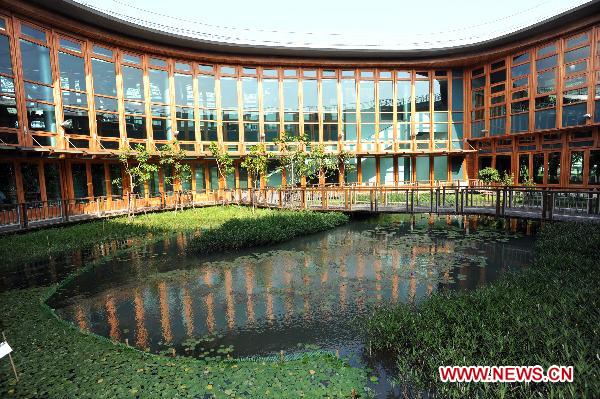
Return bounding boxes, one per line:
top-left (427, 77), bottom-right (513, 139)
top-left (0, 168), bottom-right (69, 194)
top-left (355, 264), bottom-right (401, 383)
top-left (1, 186), bottom-right (599, 232)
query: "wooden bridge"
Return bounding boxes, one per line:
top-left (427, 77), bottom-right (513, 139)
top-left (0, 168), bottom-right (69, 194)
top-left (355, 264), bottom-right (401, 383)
top-left (1, 185), bottom-right (600, 233)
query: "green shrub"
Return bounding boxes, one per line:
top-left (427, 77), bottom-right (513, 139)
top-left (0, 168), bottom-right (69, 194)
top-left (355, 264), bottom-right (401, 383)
top-left (190, 210), bottom-right (348, 253)
top-left (363, 222), bottom-right (600, 398)
top-left (478, 167), bottom-right (500, 184)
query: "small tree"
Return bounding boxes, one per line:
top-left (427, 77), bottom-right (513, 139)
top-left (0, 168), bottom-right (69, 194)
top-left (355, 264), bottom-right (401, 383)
top-left (241, 143), bottom-right (269, 211)
top-left (209, 142), bottom-right (234, 204)
top-left (478, 167), bottom-right (500, 185)
top-left (275, 134), bottom-right (309, 187)
top-left (500, 171), bottom-right (515, 186)
top-left (114, 143), bottom-right (158, 219)
top-left (241, 143), bottom-right (269, 190)
top-left (306, 144), bottom-right (338, 183)
top-left (158, 141), bottom-right (192, 211)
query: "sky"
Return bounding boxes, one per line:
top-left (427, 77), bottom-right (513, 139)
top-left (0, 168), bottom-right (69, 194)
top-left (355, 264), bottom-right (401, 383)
top-left (75, 0), bottom-right (591, 48)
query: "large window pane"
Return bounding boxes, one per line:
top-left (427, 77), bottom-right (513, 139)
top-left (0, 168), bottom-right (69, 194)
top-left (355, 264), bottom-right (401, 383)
top-left (361, 157), bottom-right (376, 184)
top-left (44, 163), bottom-right (62, 201)
top-left (174, 73), bottom-right (193, 106)
top-left (548, 152), bottom-right (560, 184)
top-left (149, 69), bottom-right (169, 103)
top-left (533, 153), bottom-right (544, 184)
top-left (123, 66), bottom-right (144, 100)
top-left (198, 75), bottom-right (216, 108)
top-left (21, 163), bottom-right (41, 202)
top-left (569, 151), bottom-right (584, 184)
top-left (58, 52), bottom-right (86, 91)
top-left (0, 35), bottom-right (13, 76)
top-left (220, 77), bottom-right (237, 109)
top-left (589, 150), bottom-right (600, 185)
top-left (91, 59), bottom-right (116, 96)
top-left (416, 156), bottom-right (430, 181)
top-left (242, 77), bottom-right (258, 110)
top-left (433, 156), bottom-right (447, 181)
top-left (91, 163), bottom-right (106, 197)
top-left (71, 163), bottom-right (88, 199)
top-left (20, 40), bottom-right (52, 84)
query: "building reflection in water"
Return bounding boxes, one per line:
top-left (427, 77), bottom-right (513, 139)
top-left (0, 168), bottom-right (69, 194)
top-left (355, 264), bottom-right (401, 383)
top-left (54, 215), bottom-right (535, 356)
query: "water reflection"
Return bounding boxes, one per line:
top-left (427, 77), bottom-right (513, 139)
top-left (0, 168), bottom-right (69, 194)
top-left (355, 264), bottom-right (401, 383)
top-left (49, 214), bottom-right (535, 361)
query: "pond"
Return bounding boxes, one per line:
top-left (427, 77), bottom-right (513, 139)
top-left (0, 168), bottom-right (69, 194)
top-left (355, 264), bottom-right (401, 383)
top-left (48, 214), bottom-right (536, 396)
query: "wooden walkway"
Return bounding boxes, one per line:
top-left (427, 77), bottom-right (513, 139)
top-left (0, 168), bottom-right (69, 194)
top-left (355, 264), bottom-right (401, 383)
top-left (1, 186), bottom-right (600, 233)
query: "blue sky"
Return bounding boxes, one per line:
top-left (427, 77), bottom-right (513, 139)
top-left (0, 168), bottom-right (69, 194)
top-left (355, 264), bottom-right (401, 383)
top-left (79, 0), bottom-right (590, 48)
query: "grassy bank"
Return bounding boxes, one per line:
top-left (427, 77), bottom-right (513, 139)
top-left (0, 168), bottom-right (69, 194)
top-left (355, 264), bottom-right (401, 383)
top-left (363, 222), bottom-right (599, 398)
top-left (0, 206), bottom-right (335, 269)
top-left (190, 210), bottom-right (348, 253)
top-left (0, 288), bottom-right (365, 398)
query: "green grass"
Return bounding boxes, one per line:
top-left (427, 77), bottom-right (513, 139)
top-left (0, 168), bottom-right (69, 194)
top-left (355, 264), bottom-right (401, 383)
top-left (0, 206), bottom-right (288, 269)
top-left (190, 210), bottom-right (349, 253)
top-left (363, 222), bottom-right (599, 398)
top-left (0, 288), bottom-right (366, 398)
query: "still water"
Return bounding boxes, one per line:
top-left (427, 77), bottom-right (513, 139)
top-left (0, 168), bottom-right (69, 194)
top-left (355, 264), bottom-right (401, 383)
top-left (48, 214), bottom-right (536, 396)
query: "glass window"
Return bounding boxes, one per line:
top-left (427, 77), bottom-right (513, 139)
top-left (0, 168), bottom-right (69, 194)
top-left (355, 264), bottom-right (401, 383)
top-left (379, 157), bottom-right (394, 185)
top-left (21, 24), bottom-right (46, 42)
top-left (198, 75), bottom-right (216, 108)
top-left (26, 102), bottom-right (56, 132)
top-left (511, 63), bottom-right (530, 78)
top-left (564, 46), bottom-right (590, 64)
top-left (0, 162), bottom-right (17, 204)
top-left (303, 80), bottom-right (318, 112)
top-left (547, 152), bottom-right (560, 184)
top-left (262, 79), bottom-right (279, 111)
top-left (397, 80), bottom-right (411, 116)
top-left (535, 107), bottom-right (556, 130)
top-left (451, 157), bottom-right (464, 181)
top-left (536, 55), bottom-right (557, 71)
top-left (537, 70), bottom-right (555, 94)
top-left (0, 36), bottom-right (13, 76)
top-left (569, 151), bottom-right (584, 184)
top-left (322, 79), bottom-right (338, 111)
top-left (360, 157), bottom-right (376, 184)
top-left (415, 81), bottom-right (430, 112)
top-left (242, 77), bottom-right (258, 110)
top-left (518, 154), bottom-right (530, 183)
top-left (44, 163), bottom-right (62, 201)
top-left (533, 153), bottom-right (544, 184)
top-left (149, 69), bottom-right (170, 103)
top-left (416, 156), bottom-right (430, 182)
top-left (589, 150), bottom-right (600, 185)
top-left (122, 53), bottom-right (140, 65)
top-left (109, 164), bottom-right (122, 196)
top-left (341, 79), bottom-right (356, 112)
top-left (92, 45), bottom-right (112, 58)
top-left (91, 59), bottom-right (117, 96)
top-left (122, 66), bottom-right (144, 100)
top-left (194, 165), bottom-right (206, 192)
top-left (451, 72), bottom-right (464, 112)
top-left (283, 79), bottom-right (298, 111)
top-left (433, 79), bottom-right (448, 111)
top-left (58, 52), bottom-right (86, 91)
top-left (21, 162), bottom-right (41, 202)
top-left (71, 163), bottom-right (88, 198)
top-left (433, 156), bottom-right (447, 181)
top-left (174, 73), bottom-right (193, 106)
top-left (20, 40), bottom-right (52, 84)
top-left (220, 77), bottom-right (237, 109)
top-left (91, 163), bottom-right (106, 197)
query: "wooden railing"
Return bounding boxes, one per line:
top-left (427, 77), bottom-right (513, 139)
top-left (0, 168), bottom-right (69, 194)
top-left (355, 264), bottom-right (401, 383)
top-left (1, 186), bottom-right (599, 232)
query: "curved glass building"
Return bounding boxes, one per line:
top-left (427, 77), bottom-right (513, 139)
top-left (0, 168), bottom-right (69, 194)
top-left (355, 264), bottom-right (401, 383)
top-left (0, 0), bottom-right (599, 205)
